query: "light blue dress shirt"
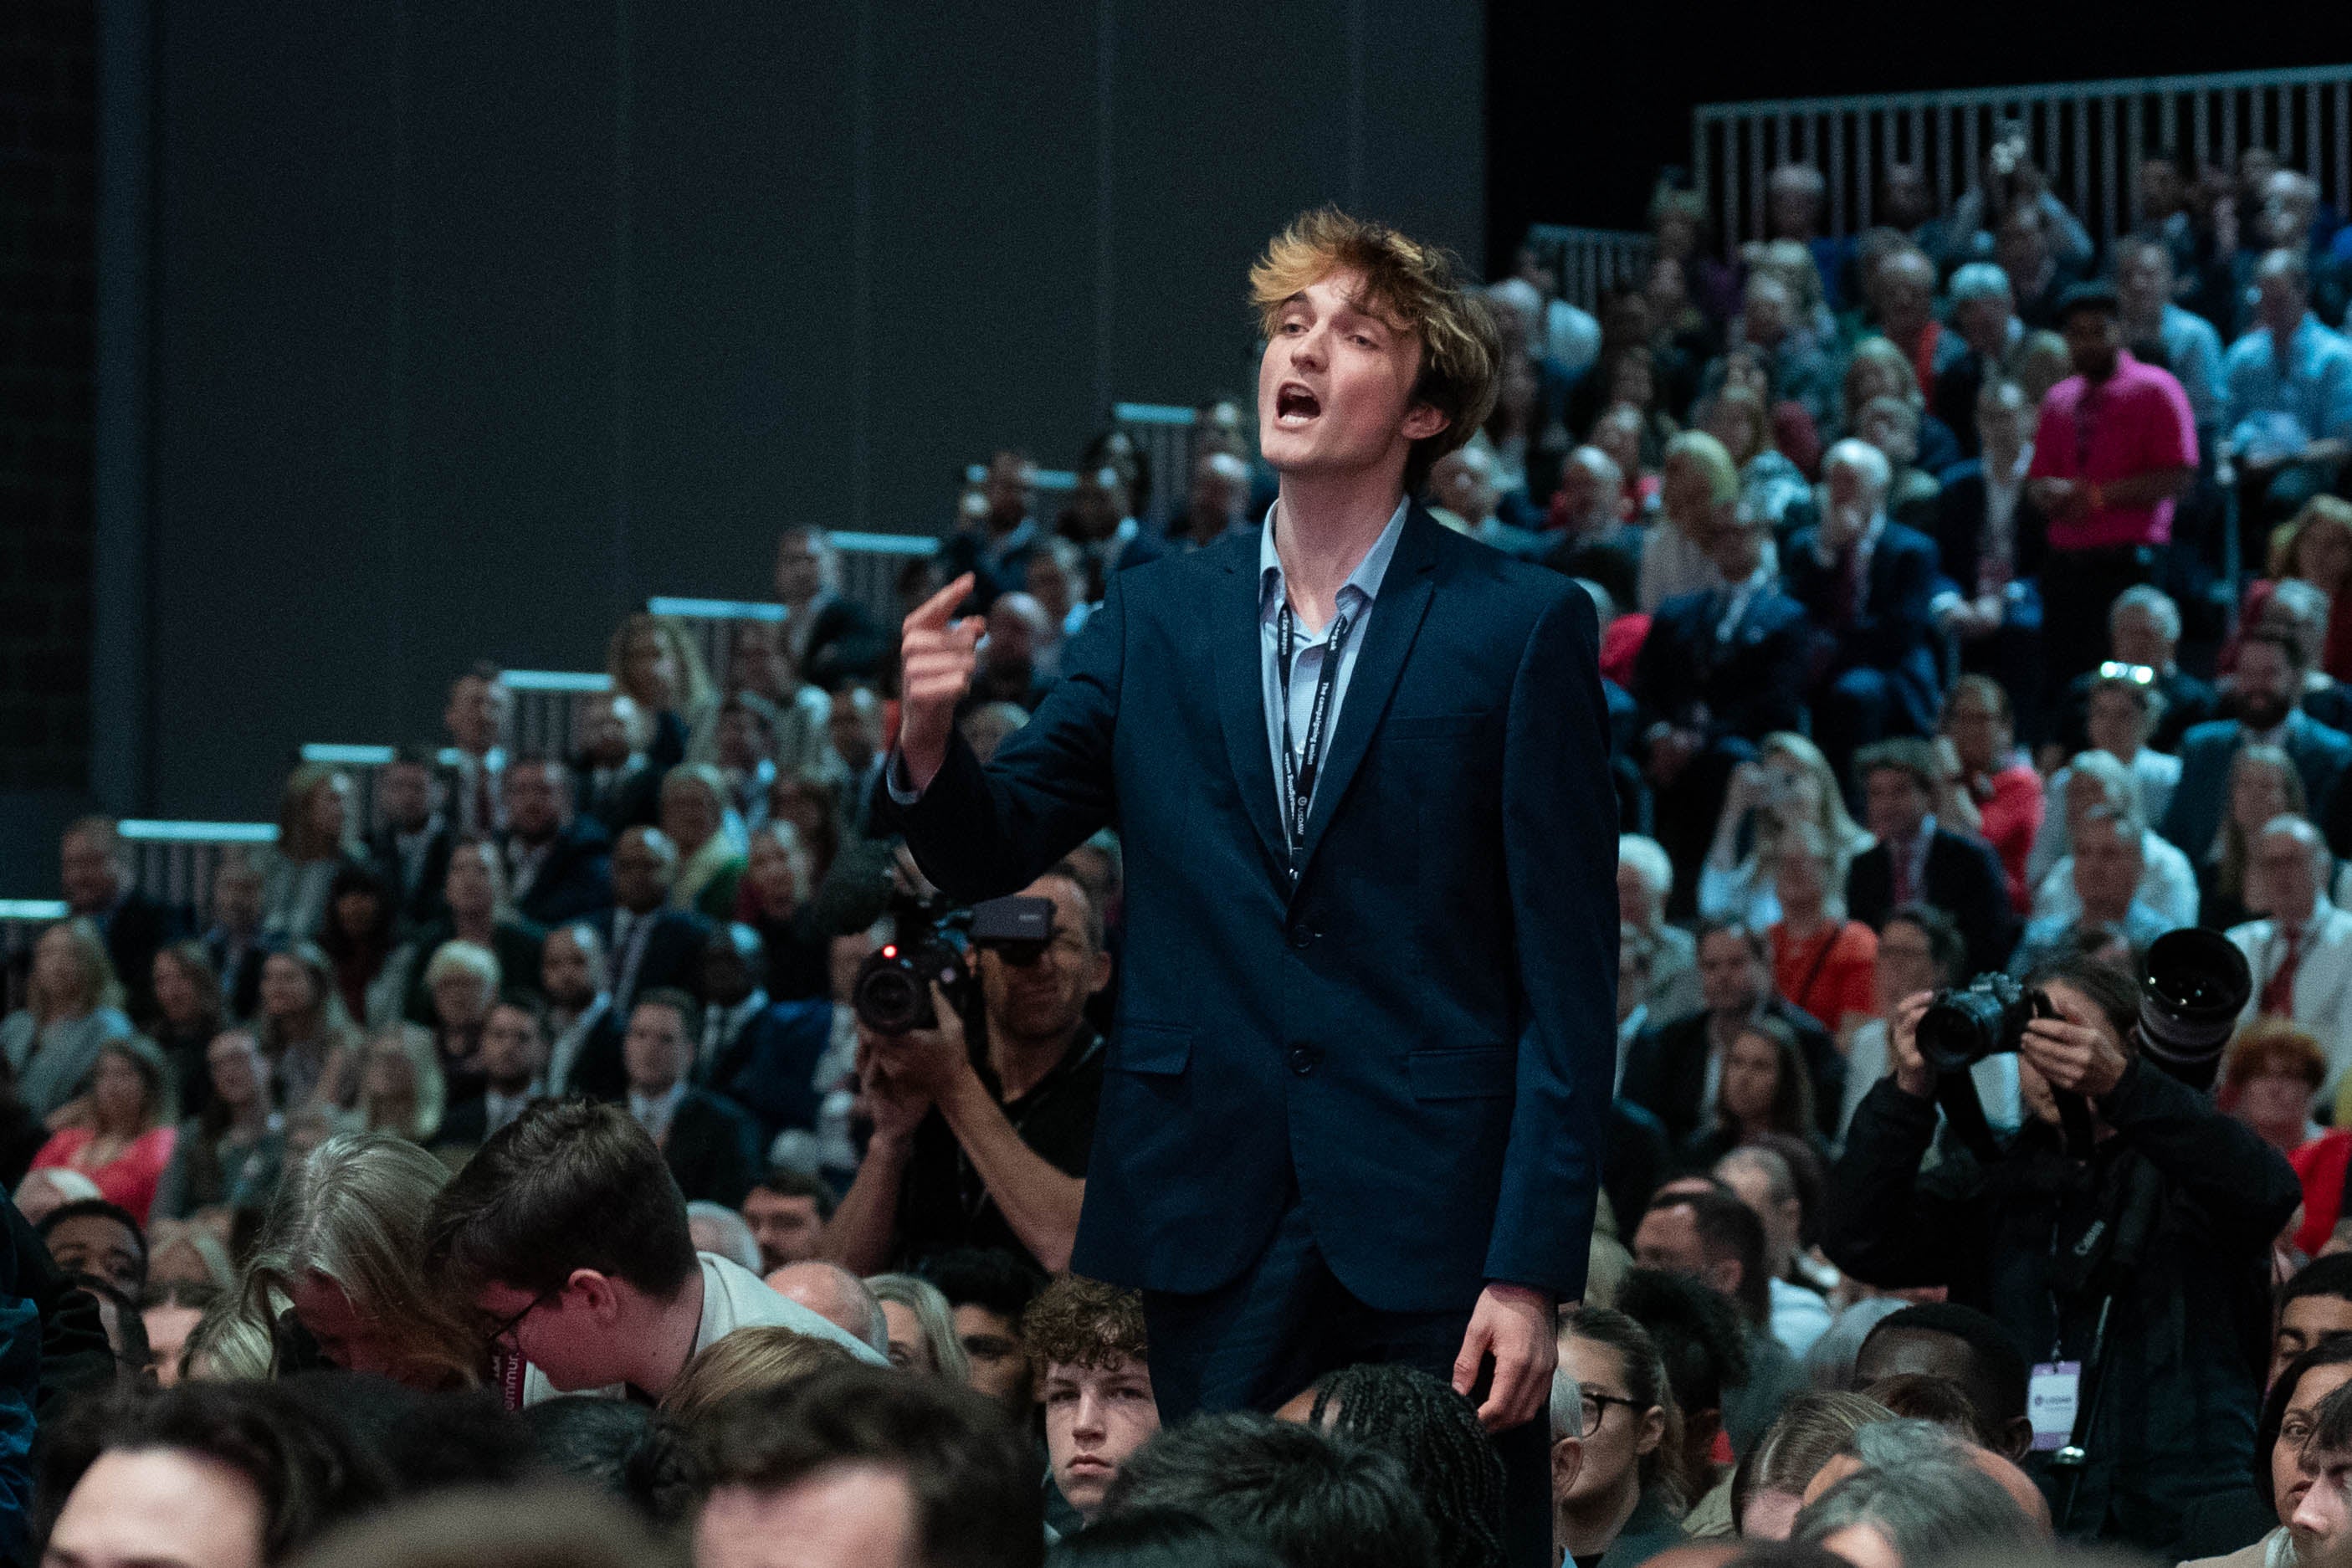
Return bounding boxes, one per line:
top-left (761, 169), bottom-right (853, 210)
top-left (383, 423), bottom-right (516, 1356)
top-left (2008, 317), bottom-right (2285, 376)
top-left (2223, 313), bottom-right (2352, 449)
top-left (1258, 499), bottom-right (1410, 848)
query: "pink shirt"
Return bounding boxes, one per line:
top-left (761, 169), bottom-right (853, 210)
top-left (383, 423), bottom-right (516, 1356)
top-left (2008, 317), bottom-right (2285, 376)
top-left (2026, 351), bottom-right (2198, 551)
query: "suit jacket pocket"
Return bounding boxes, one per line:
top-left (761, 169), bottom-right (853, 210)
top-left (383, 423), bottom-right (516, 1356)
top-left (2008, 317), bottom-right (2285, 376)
top-left (1407, 1044), bottom-right (1514, 1100)
top-left (1114, 1022), bottom-right (1192, 1075)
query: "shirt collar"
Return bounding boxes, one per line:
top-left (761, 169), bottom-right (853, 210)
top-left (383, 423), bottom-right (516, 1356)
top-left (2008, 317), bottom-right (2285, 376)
top-left (629, 1081), bottom-right (686, 1122)
top-left (1258, 497), bottom-right (1412, 622)
top-left (723, 991), bottom-right (769, 1036)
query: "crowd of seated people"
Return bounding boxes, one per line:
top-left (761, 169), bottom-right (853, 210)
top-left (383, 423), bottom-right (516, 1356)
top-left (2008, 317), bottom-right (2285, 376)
top-left (15, 130), bottom-right (2352, 1568)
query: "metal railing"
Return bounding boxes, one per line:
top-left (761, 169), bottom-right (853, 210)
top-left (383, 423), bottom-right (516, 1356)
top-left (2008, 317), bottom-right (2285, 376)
top-left (1521, 226), bottom-right (1658, 311)
top-left (118, 819), bottom-right (278, 920)
top-left (0, 899), bottom-right (69, 1017)
top-left (1115, 402), bottom-right (1198, 530)
top-left (1693, 64), bottom-right (2352, 251)
top-left (827, 530), bottom-right (940, 629)
top-left (505, 669), bottom-right (609, 764)
top-left (647, 597), bottom-right (787, 694)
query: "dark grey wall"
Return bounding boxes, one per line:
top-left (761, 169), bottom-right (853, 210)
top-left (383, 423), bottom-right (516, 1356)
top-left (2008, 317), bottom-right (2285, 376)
top-left (125, 0), bottom-right (1484, 824)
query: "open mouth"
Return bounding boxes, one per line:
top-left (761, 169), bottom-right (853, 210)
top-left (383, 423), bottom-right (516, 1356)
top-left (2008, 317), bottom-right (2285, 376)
top-left (1275, 384), bottom-right (1322, 427)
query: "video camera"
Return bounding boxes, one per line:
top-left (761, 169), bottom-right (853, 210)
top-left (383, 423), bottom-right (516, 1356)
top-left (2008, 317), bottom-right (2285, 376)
top-left (1918, 927), bottom-right (2252, 1094)
top-left (852, 888), bottom-right (1056, 1034)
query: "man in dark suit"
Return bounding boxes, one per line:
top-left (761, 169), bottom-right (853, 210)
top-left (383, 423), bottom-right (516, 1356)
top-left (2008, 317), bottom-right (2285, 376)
top-left (938, 452), bottom-right (1044, 612)
top-left (1847, 740), bottom-right (2018, 976)
top-left (1632, 501), bottom-right (1812, 910)
top-left (542, 921), bottom-right (628, 1102)
top-left (882, 212), bottom-right (1614, 1566)
top-left (591, 828), bottom-right (713, 1017)
top-left (1064, 464), bottom-right (1166, 602)
top-left (59, 817), bottom-right (182, 1023)
top-left (500, 757), bottom-right (613, 928)
top-left (621, 987), bottom-right (759, 1207)
top-left (2160, 629), bottom-right (2352, 859)
top-left (365, 746), bottom-right (456, 933)
top-left (693, 923), bottom-right (833, 1144)
top-left (1620, 921), bottom-right (1842, 1145)
top-left (571, 691), bottom-right (663, 837)
top-left (435, 992), bottom-right (549, 1155)
top-left (1934, 378), bottom-right (2047, 746)
top-left (775, 525), bottom-right (887, 688)
top-left (1783, 439), bottom-right (1945, 794)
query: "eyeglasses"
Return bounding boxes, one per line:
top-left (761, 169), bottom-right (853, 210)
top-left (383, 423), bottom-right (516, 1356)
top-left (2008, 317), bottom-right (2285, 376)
top-left (484, 1286), bottom-right (561, 1353)
top-left (1577, 1387), bottom-right (1647, 1437)
top-left (2097, 662), bottom-right (2157, 686)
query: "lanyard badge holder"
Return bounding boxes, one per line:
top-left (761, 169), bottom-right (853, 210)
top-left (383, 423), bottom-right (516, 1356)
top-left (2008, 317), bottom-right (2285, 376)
top-left (1277, 602), bottom-right (1354, 876)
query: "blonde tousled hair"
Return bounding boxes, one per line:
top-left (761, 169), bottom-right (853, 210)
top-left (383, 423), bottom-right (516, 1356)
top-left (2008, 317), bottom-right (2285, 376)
top-left (1248, 207), bottom-right (1502, 492)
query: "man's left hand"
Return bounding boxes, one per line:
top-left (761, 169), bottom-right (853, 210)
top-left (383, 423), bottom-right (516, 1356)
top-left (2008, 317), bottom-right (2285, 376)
top-left (1453, 1282), bottom-right (1559, 1432)
top-left (863, 984), bottom-right (975, 1099)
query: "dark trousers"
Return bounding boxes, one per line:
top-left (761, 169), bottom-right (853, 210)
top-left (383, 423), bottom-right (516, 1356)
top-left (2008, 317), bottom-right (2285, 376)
top-left (1143, 1199), bottom-right (1555, 1568)
top-left (2041, 544), bottom-right (2155, 714)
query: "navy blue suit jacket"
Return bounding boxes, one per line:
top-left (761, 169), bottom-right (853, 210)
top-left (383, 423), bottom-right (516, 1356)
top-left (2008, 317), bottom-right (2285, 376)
top-left (507, 817), bottom-right (613, 928)
top-left (2160, 712), bottom-right (2352, 861)
top-left (707, 998), bottom-right (835, 1142)
top-left (1781, 521), bottom-right (1945, 737)
top-left (893, 506), bottom-right (1617, 1313)
top-left (1632, 582), bottom-right (1811, 748)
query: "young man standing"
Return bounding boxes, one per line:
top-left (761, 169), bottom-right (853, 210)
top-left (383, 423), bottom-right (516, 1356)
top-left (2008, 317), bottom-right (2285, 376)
top-left (882, 208), bottom-right (1614, 1563)
top-left (423, 1099), bottom-right (884, 1407)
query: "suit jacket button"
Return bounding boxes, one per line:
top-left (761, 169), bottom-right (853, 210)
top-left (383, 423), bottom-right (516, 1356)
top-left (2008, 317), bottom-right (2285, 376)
top-left (1289, 1043), bottom-right (1320, 1076)
top-left (1288, 924), bottom-right (1315, 950)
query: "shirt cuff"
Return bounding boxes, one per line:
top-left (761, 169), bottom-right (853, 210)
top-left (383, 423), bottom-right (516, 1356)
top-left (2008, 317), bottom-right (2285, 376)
top-left (884, 750), bottom-right (924, 806)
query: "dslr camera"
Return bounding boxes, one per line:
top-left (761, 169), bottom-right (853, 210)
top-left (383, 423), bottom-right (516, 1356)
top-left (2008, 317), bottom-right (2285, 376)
top-left (853, 888), bottom-right (1055, 1034)
top-left (1917, 928), bottom-right (2252, 1092)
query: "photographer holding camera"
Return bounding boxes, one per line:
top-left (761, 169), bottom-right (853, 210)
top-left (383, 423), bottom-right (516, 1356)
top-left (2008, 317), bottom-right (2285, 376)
top-left (1823, 947), bottom-right (2300, 1553)
top-left (821, 866), bottom-right (1109, 1278)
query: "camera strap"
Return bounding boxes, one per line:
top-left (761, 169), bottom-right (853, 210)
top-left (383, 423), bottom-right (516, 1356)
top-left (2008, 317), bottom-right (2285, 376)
top-left (2054, 1089), bottom-right (2098, 1162)
top-left (1276, 601), bottom-right (1355, 864)
top-left (1934, 1069), bottom-right (2003, 1166)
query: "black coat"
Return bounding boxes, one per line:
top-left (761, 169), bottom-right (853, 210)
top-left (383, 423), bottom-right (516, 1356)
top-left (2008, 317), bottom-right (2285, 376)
top-left (660, 1087), bottom-right (761, 1207)
top-left (1632, 582), bottom-right (1812, 749)
top-left (572, 761), bottom-right (662, 838)
top-left (1825, 1068), bottom-right (2301, 1550)
top-left (587, 906), bottom-right (712, 1015)
top-left (1619, 999), bottom-right (1844, 1145)
top-left (1932, 461), bottom-right (2048, 593)
top-left (100, 892), bottom-right (182, 1023)
top-left (797, 597), bottom-right (889, 688)
top-left (366, 822), bottom-right (456, 933)
top-left (1847, 828), bottom-right (2018, 978)
top-left (505, 817), bottom-right (614, 928)
top-left (1781, 521), bottom-right (1945, 739)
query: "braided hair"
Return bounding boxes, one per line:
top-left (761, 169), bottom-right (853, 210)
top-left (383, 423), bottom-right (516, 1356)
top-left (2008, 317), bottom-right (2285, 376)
top-left (1304, 1363), bottom-right (1506, 1568)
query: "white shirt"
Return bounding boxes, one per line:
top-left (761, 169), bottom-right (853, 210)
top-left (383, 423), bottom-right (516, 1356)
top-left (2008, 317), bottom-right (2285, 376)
top-left (1979, 444), bottom-right (2032, 577)
top-left (482, 1084), bottom-right (542, 1141)
top-left (628, 1081), bottom-right (688, 1145)
top-left (521, 1253), bottom-right (888, 1406)
top-left (2231, 899), bottom-right (2352, 1103)
top-left (2029, 828), bottom-right (2199, 933)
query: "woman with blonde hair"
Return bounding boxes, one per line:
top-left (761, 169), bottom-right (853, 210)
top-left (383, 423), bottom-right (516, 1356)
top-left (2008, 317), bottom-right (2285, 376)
top-left (255, 942), bottom-right (361, 1111)
top-left (1700, 734), bottom-right (1872, 930)
top-left (356, 1023), bottom-right (446, 1146)
top-left (27, 1037), bottom-right (178, 1223)
top-left (1638, 429), bottom-right (1754, 612)
top-left (1700, 382), bottom-right (1809, 529)
top-left (607, 612), bottom-right (715, 773)
top-left (392, 839), bottom-right (546, 1031)
top-left (2267, 495), bottom-right (2352, 680)
top-left (658, 1325), bottom-right (859, 1429)
top-left (2204, 746), bottom-right (2307, 932)
top-left (661, 764), bottom-right (747, 920)
top-left (864, 1273), bottom-right (971, 1383)
top-left (242, 1130), bottom-right (480, 1387)
top-left (1, 918), bottom-right (132, 1118)
top-left (261, 762), bottom-right (363, 940)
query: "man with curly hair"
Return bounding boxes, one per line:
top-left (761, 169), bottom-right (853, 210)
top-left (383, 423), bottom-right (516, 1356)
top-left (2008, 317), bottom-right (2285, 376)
top-left (1020, 1274), bottom-right (1159, 1523)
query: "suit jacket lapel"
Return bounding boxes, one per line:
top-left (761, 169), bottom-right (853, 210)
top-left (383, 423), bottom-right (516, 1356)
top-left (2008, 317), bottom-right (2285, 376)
top-left (1211, 543), bottom-right (1289, 882)
top-left (1291, 510), bottom-right (1439, 882)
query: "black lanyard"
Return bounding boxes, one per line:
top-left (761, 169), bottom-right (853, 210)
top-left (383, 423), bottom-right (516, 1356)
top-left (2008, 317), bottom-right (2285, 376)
top-left (1277, 600), bottom-right (1355, 858)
